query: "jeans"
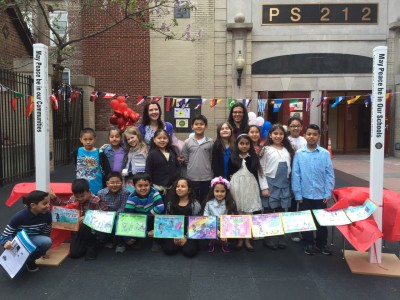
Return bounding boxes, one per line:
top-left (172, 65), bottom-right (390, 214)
top-left (299, 198), bottom-right (328, 248)
top-left (29, 235), bottom-right (53, 260)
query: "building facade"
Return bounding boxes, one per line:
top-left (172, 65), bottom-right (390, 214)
top-left (151, 0), bottom-right (400, 157)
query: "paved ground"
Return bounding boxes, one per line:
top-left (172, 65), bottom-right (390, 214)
top-left (0, 157), bottom-right (399, 300)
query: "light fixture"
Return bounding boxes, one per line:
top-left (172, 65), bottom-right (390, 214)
top-left (235, 50), bottom-right (245, 87)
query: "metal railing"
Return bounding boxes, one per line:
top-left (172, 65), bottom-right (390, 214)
top-left (0, 69), bottom-right (34, 186)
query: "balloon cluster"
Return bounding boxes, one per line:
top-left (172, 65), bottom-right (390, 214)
top-left (248, 112), bottom-right (272, 139)
top-left (109, 95), bottom-right (140, 132)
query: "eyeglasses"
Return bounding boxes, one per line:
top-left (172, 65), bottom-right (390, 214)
top-left (232, 111), bottom-right (243, 115)
top-left (108, 182), bottom-right (123, 185)
top-left (290, 125), bottom-right (302, 129)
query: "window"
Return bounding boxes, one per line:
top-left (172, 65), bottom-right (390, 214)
top-left (49, 11), bottom-right (68, 46)
top-left (62, 68), bottom-right (70, 84)
top-left (174, 7), bottom-right (190, 19)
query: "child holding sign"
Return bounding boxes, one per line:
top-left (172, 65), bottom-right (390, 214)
top-left (162, 177), bottom-right (201, 258)
top-left (203, 177), bottom-right (238, 253)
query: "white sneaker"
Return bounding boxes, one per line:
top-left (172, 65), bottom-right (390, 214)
top-left (115, 244), bottom-right (126, 254)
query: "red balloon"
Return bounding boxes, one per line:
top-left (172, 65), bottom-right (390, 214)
top-left (114, 110), bottom-right (122, 116)
top-left (117, 96), bottom-right (125, 103)
top-left (119, 125), bottom-right (125, 132)
top-left (110, 99), bottom-right (119, 110)
top-left (119, 102), bottom-right (128, 112)
top-left (109, 114), bottom-right (118, 125)
top-left (117, 117), bottom-right (125, 126)
top-left (123, 111), bottom-right (130, 119)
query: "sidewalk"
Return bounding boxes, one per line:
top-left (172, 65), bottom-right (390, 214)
top-left (332, 154), bottom-right (400, 193)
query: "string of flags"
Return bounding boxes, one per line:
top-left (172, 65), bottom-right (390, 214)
top-left (0, 83), bottom-right (83, 114)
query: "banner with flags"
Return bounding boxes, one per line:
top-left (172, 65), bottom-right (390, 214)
top-left (273, 99), bottom-right (283, 112)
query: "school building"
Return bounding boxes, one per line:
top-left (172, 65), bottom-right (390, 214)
top-left (150, 0), bottom-right (400, 157)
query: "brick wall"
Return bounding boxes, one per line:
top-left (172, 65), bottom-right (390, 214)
top-left (81, 4), bottom-right (150, 131)
top-left (0, 11), bottom-right (31, 69)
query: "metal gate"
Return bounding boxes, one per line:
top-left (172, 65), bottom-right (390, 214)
top-left (52, 85), bottom-right (83, 166)
top-left (0, 69), bottom-right (34, 186)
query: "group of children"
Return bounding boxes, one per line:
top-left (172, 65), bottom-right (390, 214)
top-left (1, 113), bottom-right (335, 274)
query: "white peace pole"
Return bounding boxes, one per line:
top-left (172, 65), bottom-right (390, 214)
top-left (33, 44), bottom-right (50, 192)
top-left (369, 46), bottom-right (387, 264)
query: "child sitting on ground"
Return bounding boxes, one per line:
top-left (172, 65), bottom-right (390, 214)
top-left (52, 178), bottom-right (108, 260)
top-left (97, 171), bottom-right (130, 253)
top-left (122, 172), bottom-right (165, 252)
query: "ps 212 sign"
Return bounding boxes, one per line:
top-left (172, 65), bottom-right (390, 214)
top-left (262, 3), bottom-right (378, 25)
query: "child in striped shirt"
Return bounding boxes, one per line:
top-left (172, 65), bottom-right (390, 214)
top-left (1, 190), bottom-right (52, 273)
top-left (122, 172), bottom-right (164, 251)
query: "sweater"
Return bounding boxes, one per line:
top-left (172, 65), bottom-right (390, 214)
top-left (145, 148), bottom-right (180, 187)
top-left (124, 187), bottom-right (165, 215)
top-left (182, 136), bottom-right (214, 181)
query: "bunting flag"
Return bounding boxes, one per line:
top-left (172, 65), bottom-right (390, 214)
top-left (194, 99), bottom-right (204, 109)
top-left (386, 93), bottom-right (391, 100)
top-left (273, 99), bottom-right (283, 112)
top-left (165, 97), bottom-right (171, 112)
top-left (364, 95), bottom-right (371, 108)
top-left (305, 98), bottom-right (313, 111)
top-left (209, 98), bottom-right (217, 108)
top-left (172, 98), bottom-right (176, 108)
top-left (124, 93), bottom-right (130, 100)
top-left (228, 99), bottom-right (237, 110)
top-left (347, 95), bottom-right (360, 105)
top-left (153, 96), bottom-right (161, 102)
top-left (11, 97), bottom-right (18, 111)
top-left (289, 99), bottom-right (299, 111)
top-left (90, 91), bottom-right (100, 102)
top-left (316, 97), bottom-right (329, 107)
top-left (0, 84), bottom-right (9, 92)
top-left (178, 98), bottom-right (186, 108)
top-left (331, 96), bottom-right (344, 108)
top-left (50, 94), bottom-right (59, 110)
top-left (242, 99), bottom-right (252, 108)
top-left (71, 90), bottom-right (80, 103)
top-left (258, 99), bottom-right (267, 115)
top-left (137, 95), bottom-right (146, 106)
top-left (14, 91), bottom-right (24, 98)
top-left (25, 96), bottom-right (34, 116)
top-left (103, 93), bottom-right (116, 99)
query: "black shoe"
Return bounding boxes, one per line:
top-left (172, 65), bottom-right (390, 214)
top-left (304, 245), bottom-right (315, 255)
top-left (263, 238), bottom-right (278, 250)
top-left (85, 247), bottom-right (98, 260)
top-left (315, 245), bottom-right (333, 255)
top-left (26, 260), bottom-right (39, 272)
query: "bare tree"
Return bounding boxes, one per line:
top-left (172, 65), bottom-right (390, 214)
top-left (1, 0), bottom-right (201, 83)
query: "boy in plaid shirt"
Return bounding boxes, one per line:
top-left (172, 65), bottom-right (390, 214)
top-left (52, 178), bottom-right (108, 260)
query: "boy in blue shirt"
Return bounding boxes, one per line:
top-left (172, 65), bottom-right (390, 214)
top-left (73, 128), bottom-right (111, 195)
top-left (291, 124), bottom-right (335, 255)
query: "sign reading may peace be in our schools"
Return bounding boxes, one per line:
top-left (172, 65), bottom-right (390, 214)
top-left (262, 3), bottom-right (378, 25)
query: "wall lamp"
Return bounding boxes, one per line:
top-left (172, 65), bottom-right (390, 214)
top-left (235, 50), bottom-right (245, 87)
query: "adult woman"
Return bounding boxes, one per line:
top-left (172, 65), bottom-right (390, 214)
top-left (138, 101), bottom-right (174, 148)
top-left (228, 103), bottom-right (249, 138)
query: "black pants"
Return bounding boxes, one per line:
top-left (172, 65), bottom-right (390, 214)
top-left (299, 198), bottom-right (328, 248)
top-left (162, 239), bottom-right (199, 258)
top-left (192, 181), bottom-right (211, 205)
top-left (69, 223), bottom-right (98, 258)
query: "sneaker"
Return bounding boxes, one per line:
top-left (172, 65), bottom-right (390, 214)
top-left (304, 245), bottom-right (315, 255)
top-left (115, 244), bottom-right (126, 254)
top-left (263, 238), bottom-right (278, 250)
top-left (291, 233), bottom-right (301, 243)
top-left (278, 237), bottom-right (287, 249)
top-left (315, 245), bottom-right (333, 255)
top-left (26, 260), bottom-right (39, 272)
top-left (105, 242), bottom-right (114, 249)
top-left (151, 241), bottom-right (161, 253)
top-left (207, 242), bottom-right (215, 253)
top-left (221, 243), bottom-right (230, 253)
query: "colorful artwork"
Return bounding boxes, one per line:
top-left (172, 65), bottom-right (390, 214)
top-left (83, 210), bottom-right (116, 233)
top-left (187, 216), bottom-right (217, 239)
top-left (52, 206), bottom-right (80, 231)
top-left (312, 209), bottom-right (352, 226)
top-left (220, 215), bottom-right (252, 238)
top-left (251, 214), bottom-right (284, 237)
top-left (115, 213), bottom-right (147, 237)
top-left (154, 215), bottom-right (185, 239)
top-left (281, 211), bottom-right (316, 233)
top-left (344, 198), bottom-right (378, 222)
